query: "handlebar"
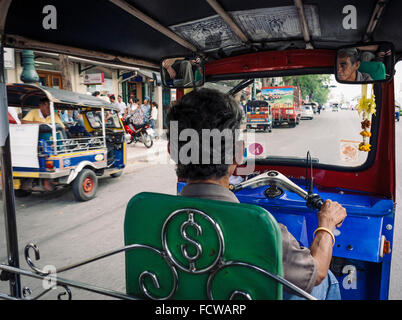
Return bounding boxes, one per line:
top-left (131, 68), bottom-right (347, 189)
top-left (232, 170), bottom-right (324, 210)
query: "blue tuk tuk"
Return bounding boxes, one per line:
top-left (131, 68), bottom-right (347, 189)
top-left (245, 100), bottom-right (272, 132)
top-left (7, 84), bottom-right (126, 201)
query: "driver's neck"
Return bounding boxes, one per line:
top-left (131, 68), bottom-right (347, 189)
top-left (187, 176), bottom-right (230, 189)
top-left (348, 70), bottom-right (357, 81)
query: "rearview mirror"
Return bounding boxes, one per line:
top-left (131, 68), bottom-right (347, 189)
top-left (335, 42), bottom-right (395, 84)
top-left (160, 56), bottom-right (205, 88)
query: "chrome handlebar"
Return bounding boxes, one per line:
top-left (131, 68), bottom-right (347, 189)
top-left (232, 170), bottom-right (324, 210)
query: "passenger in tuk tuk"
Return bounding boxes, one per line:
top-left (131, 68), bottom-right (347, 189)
top-left (167, 88), bottom-right (347, 300)
top-left (21, 97), bottom-right (65, 129)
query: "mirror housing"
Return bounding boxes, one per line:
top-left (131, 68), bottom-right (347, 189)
top-left (160, 55), bottom-right (205, 89)
top-left (335, 42), bottom-right (395, 84)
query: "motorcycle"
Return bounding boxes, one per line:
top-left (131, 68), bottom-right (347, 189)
top-left (122, 115), bottom-right (154, 148)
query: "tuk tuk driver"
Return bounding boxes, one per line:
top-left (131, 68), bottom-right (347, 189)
top-left (337, 48), bottom-right (373, 82)
top-left (21, 97), bottom-right (65, 129)
top-left (167, 88), bottom-right (347, 300)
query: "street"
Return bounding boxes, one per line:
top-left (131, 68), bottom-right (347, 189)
top-left (0, 108), bottom-right (401, 299)
top-left (246, 108), bottom-right (366, 166)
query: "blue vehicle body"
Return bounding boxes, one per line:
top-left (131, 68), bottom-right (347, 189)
top-left (178, 180), bottom-right (394, 300)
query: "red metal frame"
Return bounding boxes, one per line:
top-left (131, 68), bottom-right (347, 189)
top-left (205, 49), bottom-right (335, 76)
top-left (204, 50), bottom-right (395, 200)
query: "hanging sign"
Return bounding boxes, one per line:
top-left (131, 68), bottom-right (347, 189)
top-left (83, 73), bottom-right (104, 85)
top-left (4, 48), bottom-right (15, 69)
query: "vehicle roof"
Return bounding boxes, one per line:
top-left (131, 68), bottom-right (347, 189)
top-left (6, 83), bottom-right (118, 110)
top-left (1, 0), bottom-right (401, 69)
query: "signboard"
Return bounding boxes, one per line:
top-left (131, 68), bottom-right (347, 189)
top-left (261, 87), bottom-right (294, 108)
top-left (4, 48), bottom-right (15, 69)
top-left (83, 73), bottom-right (104, 85)
top-left (9, 124), bottom-right (39, 168)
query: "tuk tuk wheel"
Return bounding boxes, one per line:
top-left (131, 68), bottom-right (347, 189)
top-left (72, 169), bottom-right (98, 201)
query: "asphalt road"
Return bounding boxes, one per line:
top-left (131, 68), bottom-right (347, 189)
top-left (0, 108), bottom-right (401, 300)
top-left (245, 108), bottom-right (367, 166)
top-left (0, 164), bottom-right (179, 300)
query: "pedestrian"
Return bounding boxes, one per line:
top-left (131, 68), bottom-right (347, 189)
top-left (129, 98), bottom-right (139, 115)
top-left (116, 95), bottom-right (127, 117)
top-left (141, 96), bottom-right (151, 124)
top-left (150, 101), bottom-right (159, 139)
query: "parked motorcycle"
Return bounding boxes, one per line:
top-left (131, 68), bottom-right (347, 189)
top-left (122, 115), bottom-right (154, 148)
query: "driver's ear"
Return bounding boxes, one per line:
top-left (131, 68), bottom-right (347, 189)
top-left (356, 61), bottom-right (361, 69)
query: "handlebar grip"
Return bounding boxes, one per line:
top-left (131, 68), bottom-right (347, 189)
top-left (306, 194), bottom-right (325, 210)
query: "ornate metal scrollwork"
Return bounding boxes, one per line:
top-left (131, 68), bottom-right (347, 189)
top-left (162, 208), bottom-right (225, 274)
top-left (229, 290), bottom-right (252, 300)
top-left (135, 247), bottom-right (178, 300)
top-left (21, 285), bottom-right (72, 300)
top-left (24, 243), bottom-right (49, 276)
top-left (207, 260), bottom-right (316, 300)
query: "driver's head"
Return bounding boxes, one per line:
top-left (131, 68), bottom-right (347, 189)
top-left (39, 97), bottom-right (50, 117)
top-left (167, 88), bottom-right (243, 182)
top-left (337, 48), bottom-right (361, 81)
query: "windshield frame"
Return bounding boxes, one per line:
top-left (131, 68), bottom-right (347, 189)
top-left (206, 68), bottom-right (381, 173)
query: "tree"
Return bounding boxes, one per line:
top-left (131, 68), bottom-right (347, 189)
top-left (283, 74), bottom-right (331, 105)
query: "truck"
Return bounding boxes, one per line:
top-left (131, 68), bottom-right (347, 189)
top-left (261, 86), bottom-right (301, 128)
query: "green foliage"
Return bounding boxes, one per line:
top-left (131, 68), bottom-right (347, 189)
top-left (282, 74), bottom-right (331, 105)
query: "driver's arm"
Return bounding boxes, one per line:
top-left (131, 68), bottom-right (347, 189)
top-left (309, 200), bottom-right (347, 284)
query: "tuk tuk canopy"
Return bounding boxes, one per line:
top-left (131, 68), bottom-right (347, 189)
top-left (1, 0), bottom-right (401, 70)
top-left (6, 83), bottom-right (118, 111)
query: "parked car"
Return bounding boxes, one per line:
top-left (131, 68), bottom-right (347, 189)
top-left (301, 105), bottom-right (314, 119)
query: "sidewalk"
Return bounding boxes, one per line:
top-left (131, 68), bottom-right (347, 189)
top-left (125, 134), bottom-right (170, 167)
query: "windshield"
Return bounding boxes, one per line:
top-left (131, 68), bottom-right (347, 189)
top-left (206, 74), bottom-right (373, 167)
top-left (85, 110), bottom-right (122, 129)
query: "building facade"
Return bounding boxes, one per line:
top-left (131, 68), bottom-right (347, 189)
top-left (4, 48), bottom-right (169, 132)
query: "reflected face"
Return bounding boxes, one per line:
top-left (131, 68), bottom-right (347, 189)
top-left (39, 102), bottom-right (50, 117)
top-left (337, 55), bottom-right (360, 81)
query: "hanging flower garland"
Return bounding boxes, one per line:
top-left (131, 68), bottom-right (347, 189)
top-left (356, 84), bottom-right (376, 152)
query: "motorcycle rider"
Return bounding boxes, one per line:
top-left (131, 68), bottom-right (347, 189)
top-left (130, 104), bottom-right (145, 131)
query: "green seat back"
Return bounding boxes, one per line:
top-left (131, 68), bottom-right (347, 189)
top-left (358, 61), bottom-right (386, 80)
top-left (124, 192), bottom-right (283, 300)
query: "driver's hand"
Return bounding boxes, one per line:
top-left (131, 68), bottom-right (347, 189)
top-left (167, 66), bottom-right (176, 79)
top-left (317, 199), bottom-right (347, 231)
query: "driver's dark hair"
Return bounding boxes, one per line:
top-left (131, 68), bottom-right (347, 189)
top-left (338, 48), bottom-right (360, 64)
top-left (167, 88), bottom-right (242, 181)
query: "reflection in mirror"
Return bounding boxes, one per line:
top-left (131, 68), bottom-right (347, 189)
top-left (335, 42), bottom-right (394, 84)
top-left (161, 56), bottom-right (204, 88)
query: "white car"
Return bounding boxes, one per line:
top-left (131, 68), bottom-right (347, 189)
top-left (301, 105), bottom-right (314, 119)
